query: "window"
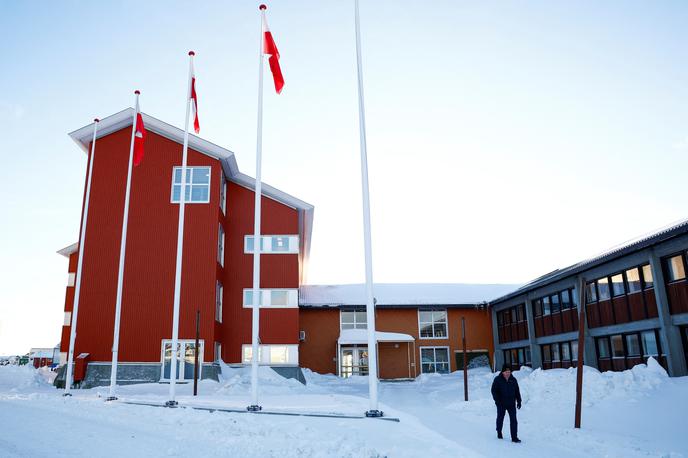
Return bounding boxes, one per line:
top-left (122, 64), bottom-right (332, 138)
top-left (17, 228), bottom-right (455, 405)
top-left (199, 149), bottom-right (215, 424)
top-left (625, 334), bottom-right (641, 357)
top-left (419, 310), bottom-right (448, 339)
top-left (533, 299), bottom-right (542, 317)
top-left (542, 296), bottom-right (551, 315)
top-left (571, 340), bottom-right (578, 361)
top-left (561, 290), bottom-right (571, 310)
top-left (63, 312), bottom-right (72, 326)
top-left (420, 347), bottom-right (450, 374)
top-left (171, 166), bottom-right (211, 203)
top-left (67, 272), bottom-right (76, 287)
top-left (610, 335), bottom-right (624, 358)
top-left (626, 268), bottom-right (641, 294)
top-left (666, 255), bottom-right (686, 282)
top-left (220, 179), bottom-right (227, 214)
top-left (550, 294), bottom-right (560, 313)
top-left (243, 289), bottom-right (298, 308)
top-left (525, 347), bottom-right (532, 364)
top-left (611, 274), bottom-right (625, 297)
top-left (641, 264), bottom-right (654, 289)
top-left (217, 224), bottom-right (225, 266)
top-left (551, 342), bottom-right (560, 362)
top-left (161, 340), bottom-right (204, 381)
top-left (503, 350), bottom-right (512, 364)
top-left (244, 235), bottom-right (299, 254)
top-left (597, 278), bottom-right (611, 301)
top-left (214, 342), bottom-right (222, 362)
top-left (561, 342), bottom-right (571, 361)
top-left (597, 337), bottom-right (610, 359)
top-left (341, 310), bottom-right (367, 330)
top-left (517, 305), bottom-right (525, 322)
top-left (542, 345), bottom-right (552, 362)
top-left (641, 331), bottom-right (658, 357)
top-left (242, 344), bottom-right (299, 365)
top-left (586, 282), bottom-right (597, 303)
top-left (215, 281), bottom-right (223, 322)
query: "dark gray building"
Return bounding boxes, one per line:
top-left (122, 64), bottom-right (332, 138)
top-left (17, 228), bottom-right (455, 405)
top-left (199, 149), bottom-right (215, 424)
top-left (490, 218), bottom-right (688, 377)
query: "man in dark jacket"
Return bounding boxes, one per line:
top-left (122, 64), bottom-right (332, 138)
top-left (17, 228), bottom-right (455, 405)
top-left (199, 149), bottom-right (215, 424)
top-left (491, 364), bottom-right (522, 443)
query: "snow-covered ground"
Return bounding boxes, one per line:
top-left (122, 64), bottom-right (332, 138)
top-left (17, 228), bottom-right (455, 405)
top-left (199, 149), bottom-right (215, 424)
top-left (0, 360), bottom-right (685, 457)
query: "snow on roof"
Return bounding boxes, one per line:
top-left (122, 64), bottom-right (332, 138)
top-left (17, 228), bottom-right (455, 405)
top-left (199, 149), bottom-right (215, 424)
top-left (29, 348), bottom-right (55, 358)
top-left (57, 242), bottom-right (78, 258)
top-left (338, 329), bottom-right (415, 345)
top-left (300, 283), bottom-right (521, 307)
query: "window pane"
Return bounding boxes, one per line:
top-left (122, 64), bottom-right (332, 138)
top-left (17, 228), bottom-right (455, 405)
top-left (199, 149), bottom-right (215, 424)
top-left (551, 294), bottom-right (560, 313)
top-left (586, 283), bottom-right (597, 303)
top-left (562, 343), bottom-right (570, 361)
top-left (270, 346), bottom-right (288, 364)
top-left (436, 363), bottom-right (450, 374)
top-left (626, 268), bottom-right (641, 293)
top-left (642, 265), bottom-right (654, 289)
top-left (543, 296), bottom-right (551, 315)
top-left (435, 349), bottom-right (449, 363)
top-left (341, 323), bottom-right (354, 330)
top-left (420, 324), bottom-right (434, 338)
top-left (174, 168), bottom-right (182, 183)
top-left (598, 338), bottom-right (610, 358)
top-left (571, 341), bottom-right (578, 361)
top-left (625, 334), bottom-right (641, 357)
top-left (433, 310), bottom-right (447, 323)
top-left (597, 278), bottom-right (611, 301)
top-left (272, 236), bottom-right (289, 252)
top-left (433, 323), bottom-right (447, 338)
top-left (517, 349), bottom-right (525, 364)
top-left (341, 311), bottom-right (354, 324)
top-left (192, 167), bottom-right (210, 184)
top-left (641, 331), bottom-right (658, 356)
top-left (504, 350), bottom-right (512, 364)
top-left (272, 290), bottom-right (289, 306)
top-left (354, 311), bottom-right (367, 327)
top-left (191, 185), bottom-right (208, 202)
top-left (534, 299), bottom-right (542, 316)
top-left (245, 237), bottom-right (254, 252)
top-left (525, 347), bottom-right (531, 364)
top-left (667, 255), bottom-right (686, 282)
top-left (611, 274), bottom-right (625, 297)
top-left (561, 290), bottom-right (571, 309)
top-left (542, 345), bottom-right (551, 362)
top-left (551, 343), bottom-right (560, 361)
top-left (610, 335), bottom-right (624, 358)
top-left (420, 348), bottom-right (434, 362)
top-left (172, 185), bottom-right (181, 202)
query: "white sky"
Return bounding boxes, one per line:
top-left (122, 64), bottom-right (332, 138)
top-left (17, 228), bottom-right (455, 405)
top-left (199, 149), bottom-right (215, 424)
top-left (0, 1), bottom-right (686, 354)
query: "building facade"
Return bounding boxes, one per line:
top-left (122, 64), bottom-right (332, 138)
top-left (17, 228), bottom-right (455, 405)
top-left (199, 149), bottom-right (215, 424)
top-left (490, 220), bottom-right (688, 377)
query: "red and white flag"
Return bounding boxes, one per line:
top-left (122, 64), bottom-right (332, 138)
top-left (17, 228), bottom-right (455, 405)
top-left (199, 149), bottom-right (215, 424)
top-left (190, 58), bottom-right (200, 133)
top-left (133, 98), bottom-right (146, 166)
top-left (261, 7), bottom-right (284, 94)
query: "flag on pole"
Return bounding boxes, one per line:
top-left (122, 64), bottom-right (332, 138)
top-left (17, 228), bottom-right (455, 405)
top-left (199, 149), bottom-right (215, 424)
top-left (191, 59), bottom-right (200, 133)
top-left (133, 101), bottom-right (146, 166)
top-left (261, 5), bottom-right (284, 94)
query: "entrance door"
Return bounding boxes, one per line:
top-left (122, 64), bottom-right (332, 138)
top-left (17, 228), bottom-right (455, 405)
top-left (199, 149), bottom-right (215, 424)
top-left (340, 346), bottom-right (369, 378)
top-left (161, 340), bottom-right (204, 381)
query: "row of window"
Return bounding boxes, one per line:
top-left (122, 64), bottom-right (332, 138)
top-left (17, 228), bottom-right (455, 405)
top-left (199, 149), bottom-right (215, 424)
top-left (244, 235), bottom-right (299, 254)
top-left (596, 330), bottom-right (660, 359)
top-left (586, 264), bottom-right (654, 304)
top-left (338, 309), bottom-right (451, 339)
top-left (533, 288), bottom-right (577, 317)
top-left (497, 304), bottom-right (526, 326)
top-left (503, 347), bottom-right (531, 368)
top-left (242, 344), bottom-right (299, 365)
top-left (542, 340), bottom-right (578, 363)
top-left (665, 252), bottom-right (688, 283)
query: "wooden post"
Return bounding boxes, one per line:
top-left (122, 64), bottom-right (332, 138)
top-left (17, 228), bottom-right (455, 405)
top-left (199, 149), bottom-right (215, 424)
top-left (194, 309), bottom-right (200, 396)
top-left (462, 317), bottom-right (468, 401)
top-left (574, 277), bottom-right (587, 428)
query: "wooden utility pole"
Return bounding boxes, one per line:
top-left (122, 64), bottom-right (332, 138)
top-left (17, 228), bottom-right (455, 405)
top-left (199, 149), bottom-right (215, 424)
top-left (462, 317), bottom-right (468, 401)
top-left (194, 309), bottom-right (200, 396)
top-left (574, 277), bottom-right (587, 428)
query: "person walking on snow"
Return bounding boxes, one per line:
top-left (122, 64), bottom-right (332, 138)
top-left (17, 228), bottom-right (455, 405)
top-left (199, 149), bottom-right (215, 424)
top-left (491, 363), bottom-right (522, 443)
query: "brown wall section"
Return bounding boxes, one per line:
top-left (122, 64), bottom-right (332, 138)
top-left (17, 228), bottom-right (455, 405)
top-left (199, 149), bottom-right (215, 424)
top-left (299, 308), bottom-right (339, 375)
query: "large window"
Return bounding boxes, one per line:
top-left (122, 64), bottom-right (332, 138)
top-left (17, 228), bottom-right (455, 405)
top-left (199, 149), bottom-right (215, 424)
top-left (611, 274), bottom-right (625, 297)
top-left (419, 310), bottom-right (448, 339)
top-left (243, 289), bottom-right (298, 308)
top-left (244, 235), bottom-right (299, 254)
top-left (161, 340), bottom-right (204, 381)
top-left (341, 310), bottom-right (367, 330)
top-left (215, 281), bottom-right (223, 322)
top-left (666, 254), bottom-right (686, 282)
top-left (642, 264), bottom-right (654, 289)
top-left (217, 224), bottom-right (225, 266)
top-left (626, 268), bottom-right (641, 293)
top-left (596, 330), bottom-right (663, 371)
top-left (597, 277), bottom-right (611, 301)
top-left (242, 344), bottom-right (298, 365)
top-left (420, 347), bottom-right (450, 374)
top-left (171, 166), bottom-right (211, 203)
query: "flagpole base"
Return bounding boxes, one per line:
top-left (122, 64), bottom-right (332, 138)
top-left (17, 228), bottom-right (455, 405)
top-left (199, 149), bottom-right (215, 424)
top-left (62, 393), bottom-right (73, 397)
top-left (165, 400), bottom-right (179, 408)
top-left (247, 405), bottom-right (262, 412)
top-left (365, 409), bottom-right (384, 418)
top-left (105, 396), bottom-right (118, 402)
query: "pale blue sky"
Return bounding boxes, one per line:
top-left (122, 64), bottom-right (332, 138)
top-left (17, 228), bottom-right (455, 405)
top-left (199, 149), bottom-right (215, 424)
top-left (1, 1), bottom-right (686, 354)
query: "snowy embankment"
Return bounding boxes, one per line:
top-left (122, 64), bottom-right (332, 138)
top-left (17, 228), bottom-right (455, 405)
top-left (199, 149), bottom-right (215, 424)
top-left (0, 360), bottom-right (686, 457)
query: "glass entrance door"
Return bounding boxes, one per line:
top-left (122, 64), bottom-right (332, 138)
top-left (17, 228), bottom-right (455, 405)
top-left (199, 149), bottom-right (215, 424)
top-left (161, 340), bottom-right (203, 381)
top-left (340, 346), bottom-right (369, 378)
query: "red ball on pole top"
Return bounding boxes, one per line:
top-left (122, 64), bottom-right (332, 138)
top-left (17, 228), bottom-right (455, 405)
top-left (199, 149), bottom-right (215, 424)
top-left (259, 4), bottom-right (267, 10)
top-left (188, 51), bottom-right (195, 56)
top-left (134, 90), bottom-right (140, 95)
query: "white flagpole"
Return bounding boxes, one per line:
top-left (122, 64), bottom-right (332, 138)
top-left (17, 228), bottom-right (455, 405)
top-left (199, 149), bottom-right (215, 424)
top-left (63, 118), bottom-right (99, 396)
top-left (106, 92), bottom-right (140, 401)
top-left (248, 5), bottom-right (267, 412)
top-left (354, 0), bottom-right (382, 417)
top-left (167, 51), bottom-right (196, 407)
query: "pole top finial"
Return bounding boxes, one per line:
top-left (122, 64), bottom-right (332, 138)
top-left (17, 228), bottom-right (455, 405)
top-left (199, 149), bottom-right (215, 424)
top-left (94, 118), bottom-right (100, 123)
top-left (188, 50), bottom-right (195, 56)
top-left (134, 90), bottom-right (140, 95)
top-left (259, 4), bottom-right (267, 10)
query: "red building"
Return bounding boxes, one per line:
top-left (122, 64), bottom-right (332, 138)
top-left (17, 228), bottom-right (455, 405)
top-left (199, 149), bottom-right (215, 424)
top-left (57, 108), bottom-right (313, 387)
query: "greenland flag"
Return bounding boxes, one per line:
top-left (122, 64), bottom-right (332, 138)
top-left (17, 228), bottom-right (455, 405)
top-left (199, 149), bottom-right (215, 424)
top-left (190, 54), bottom-right (200, 133)
top-left (261, 5), bottom-right (284, 94)
top-left (133, 96), bottom-right (146, 166)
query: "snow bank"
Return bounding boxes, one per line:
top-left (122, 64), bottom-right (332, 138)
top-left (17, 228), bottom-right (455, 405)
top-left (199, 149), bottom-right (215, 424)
top-left (0, 365), bottom-right (54, 396)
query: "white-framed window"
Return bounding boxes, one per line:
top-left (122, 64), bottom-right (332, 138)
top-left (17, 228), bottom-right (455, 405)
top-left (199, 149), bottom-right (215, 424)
top-left (241, 344), bottom-right (299, 365)
top-left (160, 339), bottom-right (204, 381)
top-left (214, 342), bottom-right (222, 362)
top-left (220, 176), bottom-right (227, 215)
top-left (242, 289), bottom-right (298, 308)
top-left (63, 312), bottom-right (72, 326)
top-left (217, 224), bottom-right (225, 266)
top-left (418, 309), bottom-right (448, 339)
top-left (215, 281), bottom-right (223, 322)
top-left (67, 272), bottom-right (76, 287)
top-left (244, 235), bottom-right (299, 254)
top-left (341, 310), bottom-right (367, 330)
top-left (171, 166), bottom-right (211, 203)
top-left (420, 346), bottom-right (450, 374)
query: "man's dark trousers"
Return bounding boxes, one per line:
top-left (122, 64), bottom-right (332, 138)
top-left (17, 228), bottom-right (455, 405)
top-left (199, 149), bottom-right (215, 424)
top-left (496, 404), bottom-right (517, 439)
